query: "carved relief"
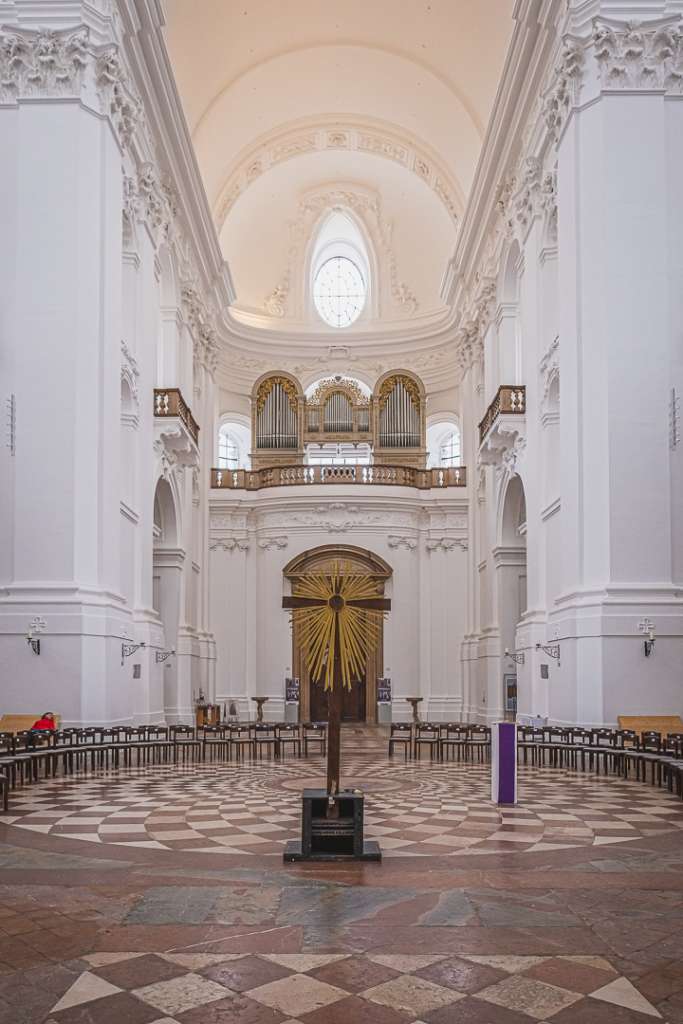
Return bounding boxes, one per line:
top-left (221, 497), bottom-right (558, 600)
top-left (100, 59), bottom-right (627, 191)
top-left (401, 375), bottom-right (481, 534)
top-left (214, 119), bottom-right (462, 232)
top-left (258, 536), bottom-right (289, 550)
top-left (209, 538), bottom-right (250, 552)
top-left (541, 37), bottom-right (584, 145)
top-left (387, 536), bottom-right (418, 551)
top-left (0, 26), bottom-right (88, 102)
top-left (425, 538), bottom-right (467, 553)
top-left (593, 17), bottom-right (683, 93)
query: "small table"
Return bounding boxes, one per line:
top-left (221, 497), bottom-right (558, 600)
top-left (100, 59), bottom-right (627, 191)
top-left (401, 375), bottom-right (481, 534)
top-left (405, 697), bottom-right (423, 723)
top-left (252, 696), bottom-right (269, 723)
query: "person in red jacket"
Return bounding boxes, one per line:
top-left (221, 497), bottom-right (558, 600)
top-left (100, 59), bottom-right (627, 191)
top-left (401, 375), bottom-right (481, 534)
top-left (31, 712), bottom-right (56, 731)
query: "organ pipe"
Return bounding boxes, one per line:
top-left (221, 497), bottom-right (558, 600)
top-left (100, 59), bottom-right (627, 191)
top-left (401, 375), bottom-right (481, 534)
top-left (379, 380), bottom-right (420, 448)
top-left (256, 381), bottom-right (297, 449)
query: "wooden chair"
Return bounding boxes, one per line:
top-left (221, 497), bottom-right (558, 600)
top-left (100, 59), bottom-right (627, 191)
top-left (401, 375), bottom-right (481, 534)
top-left (302, 722), bottom-right (327, 757)
top-left (440, 724), bottom-right (468, 762)
top-left (170, 725), bottom-right (201, 763)
top-left (414, 723), bottom-right (440, 760)
top-left (465, 725), bottom-right (491, 763)
top-left (276, 724), bottom-right (301, 758)
top-left (230, 724), bottom-right (256, 760)
top-left (388, 723), bottom-right (412, 760)
top-left (201, 725), bottom-right (230, 761)
top-left (253, 724), bottom-right (279, 759)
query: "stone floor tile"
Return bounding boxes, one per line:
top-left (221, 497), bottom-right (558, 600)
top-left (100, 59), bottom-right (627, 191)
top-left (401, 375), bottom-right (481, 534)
top-left (589, 977), bottom-right (661, 1018)
top-left (92, 953), bottom-right (188, 989)
top-left (51, 971), bottom-right (122, 1012)
top-left (246, 974), bottom-right (347, 1016)
top-left (475, 974), bottom-right (582, 1020)
top-left (176, 992), bottom-right (286, 1023)
top-left (362, 974), bottom-right (462, 1016)
top-left (51, 992), bottom-right (163, 1024)
top-left (263, 955), bottom-right (349, 973)
top-left (202, 955), bottom-right (294, 992)
top-left (523, 958), bottom-right (618, 994)
top-left (307, 955), bottom-right (400, 993)
top-left (414, 955), bottom-right (508, 994)
top-left (298, 994), bottom-right (410, 1024)
top-left (133, 973), bottom-right (231, 1016)
top-left (367, 955), bottom-right (448, 973)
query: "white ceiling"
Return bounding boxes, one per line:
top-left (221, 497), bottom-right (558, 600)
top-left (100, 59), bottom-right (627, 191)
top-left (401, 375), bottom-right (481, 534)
top-left (163, 1), bottom-right (515, 338)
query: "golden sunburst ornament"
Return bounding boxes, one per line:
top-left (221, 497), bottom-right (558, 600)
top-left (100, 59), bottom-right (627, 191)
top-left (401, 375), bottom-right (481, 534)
top-left (285, 561), bottom-right (388, 692)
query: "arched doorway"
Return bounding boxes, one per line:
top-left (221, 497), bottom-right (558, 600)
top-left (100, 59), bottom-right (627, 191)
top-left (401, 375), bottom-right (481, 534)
top-left (283, 545), bottom-right (392, 724)
top-left (498, 474), bottom-right (527, 718)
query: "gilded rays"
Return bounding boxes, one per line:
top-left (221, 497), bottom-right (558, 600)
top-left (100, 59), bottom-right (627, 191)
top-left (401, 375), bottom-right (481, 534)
top-left (289, 562), bottom-right (386, 692)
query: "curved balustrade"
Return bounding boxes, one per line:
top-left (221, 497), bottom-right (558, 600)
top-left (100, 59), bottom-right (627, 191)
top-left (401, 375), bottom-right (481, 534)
top-left (478, 385), bottom-right (526, 444)
top-left (211, 464), bottom-right (467, 491)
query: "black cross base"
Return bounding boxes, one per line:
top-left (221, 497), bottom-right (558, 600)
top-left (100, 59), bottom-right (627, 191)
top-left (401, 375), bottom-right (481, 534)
top-left (282, 788), bottom-right (382, 862)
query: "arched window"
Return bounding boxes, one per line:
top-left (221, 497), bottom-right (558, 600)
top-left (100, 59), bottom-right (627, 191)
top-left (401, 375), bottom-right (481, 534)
top-left (217, 421), bottom-right (250, 470)
top-left (427, 421), bottom-right (461, 469)
top-left (310, 211), bottom-right (369, 329)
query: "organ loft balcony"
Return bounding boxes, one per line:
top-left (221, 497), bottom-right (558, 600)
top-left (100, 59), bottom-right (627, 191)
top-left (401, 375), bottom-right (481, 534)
top-left (210, 371), bottom-right (468, 492)
top-left (211, 464), bottom-right (466, 491)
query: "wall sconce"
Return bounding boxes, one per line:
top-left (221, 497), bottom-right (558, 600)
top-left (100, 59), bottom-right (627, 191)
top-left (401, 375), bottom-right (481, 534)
top-left (536, 642), bottom-right (561, 667)
top-left (26, 631), bottom-right (41, 655)
top-left (504, 647), bottom-right (525, 665)
top-left (121, 640), bottom-right (146, 666)
top-left (155, 649), bottom-right (175, 664)
top-left (639, 619), bottom-right (656, 657)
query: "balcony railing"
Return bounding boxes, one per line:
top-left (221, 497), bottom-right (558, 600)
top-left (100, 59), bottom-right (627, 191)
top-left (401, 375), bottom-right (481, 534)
top-left (154, 388), bottom-right (200, 446)
top-left (479, 386), bottom-right (526, 444)
top-left (211, 464), bottom-right (467, 491)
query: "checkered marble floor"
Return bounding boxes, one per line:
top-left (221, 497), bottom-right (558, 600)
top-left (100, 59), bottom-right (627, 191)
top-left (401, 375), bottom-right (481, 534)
top-left (46, 950), bottom-right (663, 1023)
top-left (4, 756), bottom-right (683, 857)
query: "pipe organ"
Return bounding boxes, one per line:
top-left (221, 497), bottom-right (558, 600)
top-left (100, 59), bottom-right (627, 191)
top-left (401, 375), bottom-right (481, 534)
top-left (251, 370), bottom-right (426, 469)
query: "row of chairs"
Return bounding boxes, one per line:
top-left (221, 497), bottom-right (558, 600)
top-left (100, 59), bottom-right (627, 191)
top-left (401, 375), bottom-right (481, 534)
top-left (389, 723), bottom-right (491, 762)
top-left (0, 722), bottom-right (329, 803)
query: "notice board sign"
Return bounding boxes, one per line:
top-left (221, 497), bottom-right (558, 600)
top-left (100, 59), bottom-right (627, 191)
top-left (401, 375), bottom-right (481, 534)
top-left (285, 677), bottom-right (300, 703)
top-left (377, 678), bottom-right (392, 703)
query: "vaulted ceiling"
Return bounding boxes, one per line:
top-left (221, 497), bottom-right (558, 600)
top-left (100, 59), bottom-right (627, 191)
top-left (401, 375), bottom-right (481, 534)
top-left (163, 1), bottom-right (514, 338)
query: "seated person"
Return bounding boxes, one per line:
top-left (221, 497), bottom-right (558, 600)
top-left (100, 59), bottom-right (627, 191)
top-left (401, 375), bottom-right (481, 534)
top-left (31, 712), bottom-right (56, 731)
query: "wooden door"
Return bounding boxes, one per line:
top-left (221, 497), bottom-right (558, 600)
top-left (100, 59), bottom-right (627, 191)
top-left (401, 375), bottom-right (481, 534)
top-left (310, 675), bottom-right (366, 723)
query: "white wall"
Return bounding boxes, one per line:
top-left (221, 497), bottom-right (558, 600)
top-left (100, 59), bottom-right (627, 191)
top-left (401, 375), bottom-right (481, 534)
top-left (209, 488), bottom-right (469, 722)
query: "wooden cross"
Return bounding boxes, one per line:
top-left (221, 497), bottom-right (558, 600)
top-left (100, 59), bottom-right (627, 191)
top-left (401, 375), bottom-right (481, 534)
top-left (283, 571), bottom-right (390, 810)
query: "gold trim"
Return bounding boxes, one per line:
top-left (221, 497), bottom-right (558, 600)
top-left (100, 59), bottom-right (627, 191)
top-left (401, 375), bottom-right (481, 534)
top-left (256, 375), bottom-right (299, 413)
top-left (378, 374), bottom-right (420, 410)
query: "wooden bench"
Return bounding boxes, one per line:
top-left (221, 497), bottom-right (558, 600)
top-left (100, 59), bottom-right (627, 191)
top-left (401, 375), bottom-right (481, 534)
top-left (0, 714), bottom-right (62, 734)
top-left (618, 715), bottom-right (683, 738)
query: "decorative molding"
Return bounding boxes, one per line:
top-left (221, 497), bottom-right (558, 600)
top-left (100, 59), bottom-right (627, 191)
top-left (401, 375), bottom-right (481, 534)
top-left (95, 44), bottom-right (142, 150)
top-left (28, 616), bottom-right (47, 633)
top-left (425, 537), bottom-right (467, 553)
top-left (387, 535), bottom-right (418, 551)
top-left (540, 335), bottom-right (560, 422)
top-left (0, 26), bottom-right (89, 103)
top-left (214, 117), bottom-right (462, 231)
top-left (541, 36), bottom-right (585, 146)
top-left (120, 500), bottom-right (139, 524)
top-left (501, 436), bottom-right (527, 478)
top-left (592, 17), bottom-right (683, 94)
top-left (309, 377), bottom-right (369, 406)
top-left (209, 537), bottom-right (250, 552)
top-left (262, 185), bottom-right (419, 320)
top-left (258, 536), bottom-right (289, 551)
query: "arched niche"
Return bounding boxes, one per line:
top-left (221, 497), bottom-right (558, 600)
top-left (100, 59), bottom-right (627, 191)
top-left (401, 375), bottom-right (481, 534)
top-left (283, 545), bottom-right (392, 724)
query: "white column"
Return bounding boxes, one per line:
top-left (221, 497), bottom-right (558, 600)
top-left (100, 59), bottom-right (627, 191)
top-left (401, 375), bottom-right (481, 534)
top-left (554, 5), bottom-right (683, 723)
top-left (0, 15), bottom-right (131, 725)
